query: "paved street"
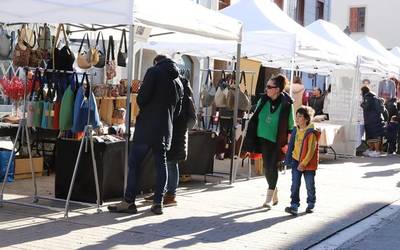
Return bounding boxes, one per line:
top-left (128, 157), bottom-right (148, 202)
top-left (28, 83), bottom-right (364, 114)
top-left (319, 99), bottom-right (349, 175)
top-left (0, 154), bottom-right (399, 249)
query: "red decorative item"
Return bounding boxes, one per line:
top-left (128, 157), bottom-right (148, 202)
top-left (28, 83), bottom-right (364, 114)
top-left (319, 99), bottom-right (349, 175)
top-left (0, 75), bottom-right (33, 102)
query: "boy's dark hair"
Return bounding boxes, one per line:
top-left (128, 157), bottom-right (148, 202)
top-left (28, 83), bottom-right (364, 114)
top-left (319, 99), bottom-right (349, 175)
top-left (361, 85), bottom-right (370, 96)
top-left (269, 74), bottom-right (288, 92)
top-left (153, 54), bottom-right (167, 65)
top-left (296, 105), bottom-right (315, 125)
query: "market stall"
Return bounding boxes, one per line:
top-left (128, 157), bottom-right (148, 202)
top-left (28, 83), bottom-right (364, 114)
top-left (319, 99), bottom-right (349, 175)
top-left (0, 0), bottom-right (243, 215)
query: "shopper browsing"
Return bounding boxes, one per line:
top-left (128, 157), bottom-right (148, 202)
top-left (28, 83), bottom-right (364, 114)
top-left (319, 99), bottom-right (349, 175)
top-left (107, 55), bottom-right (183, 215)
top-left (284, 106), bottom-right (320, 216)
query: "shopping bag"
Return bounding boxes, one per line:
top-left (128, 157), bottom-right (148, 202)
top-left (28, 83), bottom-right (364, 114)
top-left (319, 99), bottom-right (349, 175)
top-left (0, 149), bottom-right (15, 183)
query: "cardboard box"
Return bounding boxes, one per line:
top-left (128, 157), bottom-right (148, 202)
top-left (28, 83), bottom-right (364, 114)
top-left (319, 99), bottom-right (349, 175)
top-left (14, 157), bottom-right (43, 180)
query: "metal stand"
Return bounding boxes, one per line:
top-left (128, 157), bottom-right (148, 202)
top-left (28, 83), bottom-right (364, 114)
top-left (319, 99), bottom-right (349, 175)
top-left (0, 67), bottom-right (38, 207)
top-left (0, 68), bottom-right (101, 219)
top-left (63, 124), bottom-right (101, 218)
top-left (0, 117), bottom-right (38, 207)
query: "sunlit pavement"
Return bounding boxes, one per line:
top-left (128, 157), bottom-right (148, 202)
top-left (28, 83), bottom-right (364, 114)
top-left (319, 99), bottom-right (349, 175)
top-left (0, 155), bottom-right (399, 249)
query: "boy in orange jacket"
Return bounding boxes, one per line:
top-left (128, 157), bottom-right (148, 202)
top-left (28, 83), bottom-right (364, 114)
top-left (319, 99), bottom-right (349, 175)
top-left (284, 106), bottom-right (320, 215)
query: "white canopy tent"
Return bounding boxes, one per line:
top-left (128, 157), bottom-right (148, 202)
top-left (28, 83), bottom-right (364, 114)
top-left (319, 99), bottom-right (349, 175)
top-left (357, 36), bottom-right (400, 75)
top-left (305, 20), bottom-right (388, 74)
top-left (145, 0), bottom-right (353, 74)
top-left (391, 47), bottom-right (400, 59)
top-left (0, 0), bottom-right (242, 41)
top-left (0, 0), bottom-right (244, 212)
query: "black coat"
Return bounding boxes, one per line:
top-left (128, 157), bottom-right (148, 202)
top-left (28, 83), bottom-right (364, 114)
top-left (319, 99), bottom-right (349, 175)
top-left (133, 59), bottom-right (181, 151)
top-left (167, 78), bottom-right (194, 162)
top-left (242, 92), bottom-right (293, 160)
top-left (361, 92), bottom-right (385, 139)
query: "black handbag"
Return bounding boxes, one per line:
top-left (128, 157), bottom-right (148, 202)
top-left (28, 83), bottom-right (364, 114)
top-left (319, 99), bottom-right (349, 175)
top-left (117, 29), bottom-right (127, 67)
top-left (51, 24), bottom-right (75, 71)
top-left (94, 31), bottom-right (106, 68)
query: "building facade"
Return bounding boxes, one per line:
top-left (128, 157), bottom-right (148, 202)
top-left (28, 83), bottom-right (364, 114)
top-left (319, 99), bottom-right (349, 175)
top-left (330, 0), bottom-right (400, 49)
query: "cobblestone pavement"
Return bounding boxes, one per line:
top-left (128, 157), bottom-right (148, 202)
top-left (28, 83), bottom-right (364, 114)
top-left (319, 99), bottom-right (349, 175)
top-left (0, 155), bottom-right (399, 249)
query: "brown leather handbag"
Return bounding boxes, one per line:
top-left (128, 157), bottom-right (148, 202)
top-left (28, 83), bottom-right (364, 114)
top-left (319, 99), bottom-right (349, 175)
top-left (77, 33), bottom-right (93, 69)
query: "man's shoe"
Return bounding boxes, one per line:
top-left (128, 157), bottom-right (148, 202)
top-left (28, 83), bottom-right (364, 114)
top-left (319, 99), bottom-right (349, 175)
top-left (305, 207), bottom-right (314, 213)
top-left (143, 194), bottom-right (154, 203)
top-left (108, 200), bottom-right (137, 214)
top-left (163, 194), bottom-right (177, 207)
top-left (151, 204), bottom-right (163, 215)
top-left (284, 207), bottom-right (298, 216)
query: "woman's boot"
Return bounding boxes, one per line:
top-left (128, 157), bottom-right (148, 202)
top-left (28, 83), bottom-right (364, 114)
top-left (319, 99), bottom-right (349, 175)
top-left (272, 188), bottom-right (278, 206)
top-left (263, 189), bottom-right (275, 208)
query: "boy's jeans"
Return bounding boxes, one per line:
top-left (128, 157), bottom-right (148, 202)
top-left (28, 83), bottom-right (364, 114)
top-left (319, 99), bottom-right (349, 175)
top-left (290, 159), bottom-right (316, 210)
top-left (166, 160), bottom-right (179, 195)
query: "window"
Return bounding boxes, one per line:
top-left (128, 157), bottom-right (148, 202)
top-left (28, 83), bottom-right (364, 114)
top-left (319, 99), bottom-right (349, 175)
top-left (274, 0), bottom-right (284, 10)
top-left (316, 0), bottom-right (324, 20)
top-left (219, 0), bottom-right (230, 10)
top-left (295, 0), bottom-right (305, 25)
top-left (349, 7), bottom-right (366, 32)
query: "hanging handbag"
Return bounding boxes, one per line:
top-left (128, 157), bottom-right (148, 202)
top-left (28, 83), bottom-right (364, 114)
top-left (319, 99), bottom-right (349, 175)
top-left (38, 23), bottom-right (52, 60)
top-left (27, 69), bottom-right (41, 127)
top-left (106, 35), bottom-right (117, 81)
top-left (71, 73), bottom-right (101, 133)
top-left (117, 29), bottom-right (128, 67)
top-left (227, 71), bottom-right (251, 111)
top-left (38, 24), bottom-right (52, 52)
top-left (28, 25), bottom-right (44, 67)
top-left (200, 69), bottom-right (215, 107)
top-left (0, 26), bottom-right (14, 60)
top-left (32, 71), bottom-right (45, 128)
top-left (77, 33), bottom-right (93, 69)
top-left (59, 73), bottom-right (78, 131)
top-left (51, 24), bottom-right (75, 71)
top-left (94, 31), bottom-right (106, 68)
top-left (214, 70), bottom-right (229, 108)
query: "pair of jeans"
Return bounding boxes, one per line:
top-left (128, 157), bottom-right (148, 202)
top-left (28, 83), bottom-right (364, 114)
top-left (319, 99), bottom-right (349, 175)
top-left (259, 138), bottom-right (279, 190)
top-left (290, 159), bottom-right (316, 210)
top-left (166, 160), bottom-right (179, 195)
top-left (124, 143), bottom-right (168, 204)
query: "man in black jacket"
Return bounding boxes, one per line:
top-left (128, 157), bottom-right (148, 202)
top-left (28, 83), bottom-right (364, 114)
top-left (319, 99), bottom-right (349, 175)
top-left (108, 55), bottom-right (183, 215)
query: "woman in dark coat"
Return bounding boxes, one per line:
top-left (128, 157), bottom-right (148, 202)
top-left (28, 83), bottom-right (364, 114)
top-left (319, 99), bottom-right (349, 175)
top-left (242, 74), bottom-right (295, 208)
top-left (361, 85), bottom-right (385, 157)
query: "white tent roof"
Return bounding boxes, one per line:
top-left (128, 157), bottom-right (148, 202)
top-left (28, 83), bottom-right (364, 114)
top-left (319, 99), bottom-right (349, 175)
top-left (390, 47), bottom-right (400, 58)
top-left (221, 0), bottom-right (353, 69)
top-left (358, 36), bottom-right (400, 72)
top-left (0, 0), bottom-right (242, 41)
top-left (146, 0), bottom-right (352, 74)
top-left (305, 20), bottom-right (387, 73)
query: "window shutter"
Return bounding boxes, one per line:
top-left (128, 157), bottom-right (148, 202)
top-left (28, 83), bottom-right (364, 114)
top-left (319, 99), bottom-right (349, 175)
top-left (349, 8), bottom-right (358, 32)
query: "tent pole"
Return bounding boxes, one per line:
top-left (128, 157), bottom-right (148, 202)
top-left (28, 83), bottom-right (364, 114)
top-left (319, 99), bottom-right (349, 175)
top-left (289, 56), bottom-right (295, 97)
top-left (138, 47), bottom-right (144, 80)
top-left (124, 24), bottom-right (135, 191)
top-left (230, 42), bottom-right (241, 185)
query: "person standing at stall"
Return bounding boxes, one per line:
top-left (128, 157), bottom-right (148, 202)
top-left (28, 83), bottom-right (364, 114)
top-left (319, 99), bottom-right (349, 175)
top-left (242, 74), bottom-right (295, 208)
top-left (108, 55), bottom-right (183, 215)
top-left (308, 87), bottom-right (325, 116)
top-left (361, 85), bottom-right (386, 157)
top-left (144, 66), bottom-right (196, 206)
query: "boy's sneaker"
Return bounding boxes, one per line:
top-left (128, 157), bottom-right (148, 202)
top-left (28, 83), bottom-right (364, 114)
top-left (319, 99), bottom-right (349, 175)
top-left (362, 149), bottom-right (372, 157)
top-left (108, 200), bottom-right (137, 214)
top-left (305, 207), bottom-right (314, 213)
top-left (284, 207), bottom-right (298, 216)
top-left (368, 151), bottom-right (381, 158)
top-left (150, 204), bottom-right (163, 215)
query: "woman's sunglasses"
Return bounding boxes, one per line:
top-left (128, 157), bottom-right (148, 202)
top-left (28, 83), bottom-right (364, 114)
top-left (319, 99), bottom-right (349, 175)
top-left (266, 85), bottom-right (278, 89)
